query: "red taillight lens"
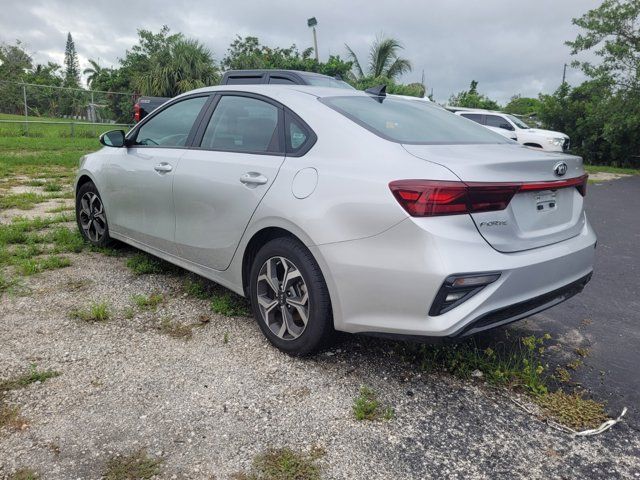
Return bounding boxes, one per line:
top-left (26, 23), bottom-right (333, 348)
top-left (134, 103), bottom-right (141, 122)
top-left (389, 174), bottom-right (588, 217)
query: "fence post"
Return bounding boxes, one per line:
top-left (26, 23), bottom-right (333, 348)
top-left (22, 84), bottom-right (28, 136)
top-left (71, 122), bottom-right (75, 138)
top-left (91, 91), bottom-right (96, 136)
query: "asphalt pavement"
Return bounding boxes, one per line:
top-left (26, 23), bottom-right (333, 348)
top-left (530, 175), bottom-right (640, 429)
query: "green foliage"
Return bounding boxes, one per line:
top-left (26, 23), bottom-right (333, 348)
top-left (222, 35), bottom-right (353, 79)
top-left (132, 292), bottom-right (164, 311)
top-left (536, 390), bottom-right (608, 430)
top-left (345, 35), bottom-right (412, 81)
top-left (210, 291), bottom-right (251, 317)
top-left (70, 301), bottom-right (110, 323)
top-left (504, 95), bottom-right (541, 116)
top-left (63, 33), bottom-right (80, 88)
top-left (9, 468), bottom-right (40, 480)
top-left (448, 80), bottom-right (501, 110)
top-left (126, 252), bottom-right (175, 275)
top-left (0, 364), bottom-right (60, 392)
top-left (233, 447), bottom-right (324, 480)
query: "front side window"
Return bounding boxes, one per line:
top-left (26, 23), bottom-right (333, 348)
top-left (133, 96), bottom-right (208, 147)
top-left (321, 96), bottom-right (508, 145)
top-left (485, 115), bottom-right (514, 131)
top-left (505, 114), bottom-right (531, 129)
top-left (460, 113), bottom-right (484, 124)
top-left (200, 95), bottom-right (281, 153)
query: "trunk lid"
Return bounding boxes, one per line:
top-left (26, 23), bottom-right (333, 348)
top-left (403, 143), bottom-right (587, 252)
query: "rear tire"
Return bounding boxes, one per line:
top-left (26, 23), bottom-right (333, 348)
top-left (75, 181), bottom-right (112, 248)
top-left (249, 237), bottom-right (333, 356)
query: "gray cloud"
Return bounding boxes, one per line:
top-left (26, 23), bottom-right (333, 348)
top-left (2, 0), bottom-right (601, 103)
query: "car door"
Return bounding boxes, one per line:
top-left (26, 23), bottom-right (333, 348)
top-left (104, 95), bottom-right (210, 254)
top-left (173, 93), bottom-right (286, 270)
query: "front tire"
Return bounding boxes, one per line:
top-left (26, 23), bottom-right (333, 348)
top-left (75, 181), bottom-right (112, 247)
top-left (249, 237), bottom-right (333, 356)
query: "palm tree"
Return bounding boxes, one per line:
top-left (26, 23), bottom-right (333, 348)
top-left (83, 59), bottom-right (103, 89)
top-left (134, 38), bottom-right (219, 97)
top-left (345, 36), bottom-right (412, 81)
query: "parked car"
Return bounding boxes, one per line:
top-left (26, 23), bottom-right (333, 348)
top-left (452, 109), bottom-right (569, 151)
top-left (134, 96), bottom-right (170, 122)
top-left (78, 85), bottom-right (595, 355)
top-left (133, 70), bottom-right (354, 122)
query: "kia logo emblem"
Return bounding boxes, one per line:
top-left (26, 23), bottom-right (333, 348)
top-left (554, 162), bottom-right (568, 177)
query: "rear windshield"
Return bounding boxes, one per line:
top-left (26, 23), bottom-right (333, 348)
top-left (320, 96), bottom-right (509, 145)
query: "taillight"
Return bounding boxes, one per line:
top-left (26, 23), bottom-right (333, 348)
top-left (389, 174), bottom-right (588, 217)
top-left (134, 103), bottom-right (141, 123)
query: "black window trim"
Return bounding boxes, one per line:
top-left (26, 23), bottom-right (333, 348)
top-left (125, 93), bottom-right (214, 150)
top-left (460, 113), bottom-right (486, 125)
top-left (284, 108), bottom-right (317, 157)
top-left (190, 91), bottom-right (288, 157)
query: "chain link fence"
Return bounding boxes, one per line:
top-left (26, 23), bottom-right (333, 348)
top-left (0, 81), bottom-right (136, 137)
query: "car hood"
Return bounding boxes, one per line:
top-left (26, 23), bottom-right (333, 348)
top-left (521, 128), bottom-right (568, 138)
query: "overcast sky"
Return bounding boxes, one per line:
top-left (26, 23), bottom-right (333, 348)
top-left (2, 0), bottom-right (601, 104)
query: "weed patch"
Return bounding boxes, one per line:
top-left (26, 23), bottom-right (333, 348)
top-left (9, 468), bottom-right (39, 480)
top-left (536, 391), bottom-right (608, 430)
top-left (126, 253), bottom-right (176, 275)
top-left (0, 192), bottom-right (48, 210)
top-left (0, 403), bottom-right (28, 431)
top-left (103, 450), bottom-right (162, 480)
top-left (70, 301), bottom-right (110, 323)
top-left (0, 364), bottom-right (60, 392)
top-left (353, 386), bottom-right (394, 421)
top-left (158, 318), bottom-right (193, 339)
top-left (132, 292), bottom-right (164, 311)
top-left (17, 255), bottom-right (71, 275)
top-left (183, 278), bottom-right (210, 299)
top-left (211, 291), bottom-right (250, 317)
top-left (233, 446), bottom-right (324, 480)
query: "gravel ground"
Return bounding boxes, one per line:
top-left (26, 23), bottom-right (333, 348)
top-left (1, 247), bottom-right (639, 480)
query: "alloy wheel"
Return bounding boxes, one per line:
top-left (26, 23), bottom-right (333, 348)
top-left (256, 256), bottom-right (310, 340)
top-left (78, 192), bottom-right (107, 243)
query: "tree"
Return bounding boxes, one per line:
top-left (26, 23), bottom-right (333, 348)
top-left (567, 0), bottom-right (640, 91)
top-left (63, 32), bottom-right (80, 87)
top-left (133, 37), bottom-right (218, 97)
top-left (221, 36), bottom-right (352, 78)
top-left (83, 59), bottom-right (103, 89)
top-left (504, 95), bottom-right (541, 116)
top-left (344, 36), bottom-right (412, 81)
top-left (448, 80), bottom-right (501, 110)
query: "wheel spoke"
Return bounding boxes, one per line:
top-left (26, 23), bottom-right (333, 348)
top-left (257, 296), bottom-right (278, 314)
top-left (283, 266), bottom-right (302, 289)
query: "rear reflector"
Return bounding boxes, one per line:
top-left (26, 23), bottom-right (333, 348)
top-left (389, 174), bottom-right (588, 217)
top-left (134, 103), bottom-right (141, 123)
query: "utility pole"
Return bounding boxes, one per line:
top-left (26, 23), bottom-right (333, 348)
top-left (562, 63), bottom-right (567, 84)
top-left (22, 84), bottom-right (28, 136)
top-left (307, 17), bottom-right (319, 61)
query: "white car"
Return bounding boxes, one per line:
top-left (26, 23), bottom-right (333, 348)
top-left (76, 85), bottom-right (595, 355)
top-left (454, 109), bottom-right (569, 152)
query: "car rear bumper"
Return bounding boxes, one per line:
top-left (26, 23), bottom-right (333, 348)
top-left (312, 214), bottom-right (596, 337)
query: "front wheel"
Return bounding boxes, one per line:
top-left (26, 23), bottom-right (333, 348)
top-left (249, 237), bottom-right (333, 356)
top-left (75, 181), bottom-right (112, 247)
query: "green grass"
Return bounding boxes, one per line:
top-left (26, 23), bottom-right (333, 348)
top-left (70, 301), bottom-right (110, 323)
top-left (132, 292), bottom-right (164, 311)
top-left (17, 255), bottom-right (71, 275)
top-left (158, 317), bottom-right (194, 339)
top-left (183, 278), bottom-right (210, 299)
top-left (42, 182), bottom-right (63, 192)
top-left (352, 386), bottom-right (394, 421)
top-left (103, 450), bottom-right (162, 480)
top-left (0, 364), bottom-right (60, 392)
top-left (126, 253), bottom-right (176, 275)
top-left (585, 164), bottom-right (639, 175)
top-left (211, 291), bottom-right (251, 317)
top-left (233, 447), bottom-right (325, 480)
top-left (0, 192), bottom-right (49, 210)
top-left (535, 391), bottom-right (608, 430)
top-left (9, 468), bottom-right (40, 480)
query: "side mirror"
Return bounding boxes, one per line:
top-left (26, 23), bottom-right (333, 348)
top-left (99, 130), bottom-right (126, 147)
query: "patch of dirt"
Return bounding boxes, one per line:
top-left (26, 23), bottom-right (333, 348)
top-left (589, 172), bottom-right (631, 182)
top-left (0, 198), bottom-right (74, 224)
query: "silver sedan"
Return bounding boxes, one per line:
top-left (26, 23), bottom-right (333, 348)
top-left (75, 85), bottom-right (595, 355)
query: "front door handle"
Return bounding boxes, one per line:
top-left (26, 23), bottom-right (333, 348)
top-left (154, 163), bottom-right (173, 173)
top-left (240, 172), bottom-right (268, 186)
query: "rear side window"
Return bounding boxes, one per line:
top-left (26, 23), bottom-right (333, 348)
top-left (285, 111), bottom-right (316, 156)
top-left (200, 95), bottom-right (281, 153)
top-left (269, 76), bottom-right (297, 85)
top-left (460, 113), bottom-right (484, 124)
top-left (321, 96), bottom-right (508, 145)
top-left (133, 96), bottom-right (208, 147)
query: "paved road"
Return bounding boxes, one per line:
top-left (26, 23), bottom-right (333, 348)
top-left (530, 175), bottom-right (640, 429)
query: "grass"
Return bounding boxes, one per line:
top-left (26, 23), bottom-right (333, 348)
top-left (0, 192), bottom-right (49, 210)
top-left (103, 450), bottom-right (162, 480)
top-left (183, 278), bottom-right (210, 299)
top-left (132, 292), bottom-right (164, 311)
top-left (9, 468), bottom-right (40, 480)
top-left (70, 301), bottom-right (110, 323)
top-left (584, 164), bottom-right (639, 176)
top-left (232, 447), bottom-right (325, 480)
top-left (0, 402), bottom-right (28, 431)
top-left (126, 253), bottom-right (175, 275)
top-left (42, 182), bottom-right (63, 192)
top-left (352, 386), bottom-right (394, 421)
top-left (17, 255), bottom-right (71, 275)
top-left (211, 291), bottom-right (251, 317)
top-left (158, 317), bottom-right (193, 339)
top-left (0, 364), bottom-right (60, 393)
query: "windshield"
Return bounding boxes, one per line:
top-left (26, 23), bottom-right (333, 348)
top-left (321, 96), bottom-right (510, 145)
top-left (305, 77), bottom-right (355, 89)
top-left (505, 114), bottom-right (530, 129)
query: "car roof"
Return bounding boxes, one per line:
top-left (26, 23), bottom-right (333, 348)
top-left (223, 69), bottom-right (336, 79)
top-left (184, 84), bottom-right (369, 99)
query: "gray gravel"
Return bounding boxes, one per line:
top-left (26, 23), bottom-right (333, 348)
top-left (1, 249), bottom-right (639, 479)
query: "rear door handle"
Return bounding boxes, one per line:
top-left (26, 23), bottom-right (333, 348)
top-left (240, 172), bottom-right (268, 186)
top-left (154, 163), bottom-right (173, 173)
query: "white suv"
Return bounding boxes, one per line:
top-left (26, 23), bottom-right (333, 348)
top-left (454, 109), bottom-right (570, 152)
